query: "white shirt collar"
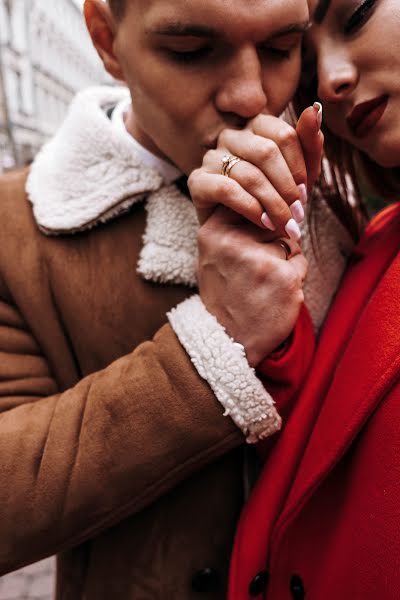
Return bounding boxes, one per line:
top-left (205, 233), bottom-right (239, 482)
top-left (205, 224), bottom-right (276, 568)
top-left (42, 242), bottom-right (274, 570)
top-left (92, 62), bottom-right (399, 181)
top-left (111, 97), bottom-right (182, 185)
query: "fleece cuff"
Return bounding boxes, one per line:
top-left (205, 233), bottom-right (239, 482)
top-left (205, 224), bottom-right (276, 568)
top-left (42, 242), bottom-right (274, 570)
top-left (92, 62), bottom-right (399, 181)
top-left (168, 295), bottom-right (282, 443)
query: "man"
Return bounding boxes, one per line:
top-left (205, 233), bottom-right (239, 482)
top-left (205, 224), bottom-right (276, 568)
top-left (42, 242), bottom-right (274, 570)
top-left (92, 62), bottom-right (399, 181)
top-left (0, 0), bottom-right (350, 598)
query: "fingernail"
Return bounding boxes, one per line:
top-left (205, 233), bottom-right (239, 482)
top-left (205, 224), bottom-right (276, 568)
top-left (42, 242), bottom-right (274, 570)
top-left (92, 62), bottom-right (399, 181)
top-left (290, 200), bottom-right (304, 224)
top-left (261, 212), bottom-right (276, 231)
top-left (313, 101), bottom-right (323, 129)
top-left (285, 218), bottom-right (302, 241)
top-left (298, 183), bottom-right (308, 206)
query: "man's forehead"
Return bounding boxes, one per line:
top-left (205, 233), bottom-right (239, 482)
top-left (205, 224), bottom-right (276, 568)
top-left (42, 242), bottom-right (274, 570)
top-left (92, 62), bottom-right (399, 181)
top-left (139, 0), bottom-right (309, 33)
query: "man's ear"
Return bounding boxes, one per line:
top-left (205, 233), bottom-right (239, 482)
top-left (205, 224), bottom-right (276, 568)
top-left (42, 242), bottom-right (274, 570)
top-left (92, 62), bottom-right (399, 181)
top-left (84, 0), bottom-right (125, 81)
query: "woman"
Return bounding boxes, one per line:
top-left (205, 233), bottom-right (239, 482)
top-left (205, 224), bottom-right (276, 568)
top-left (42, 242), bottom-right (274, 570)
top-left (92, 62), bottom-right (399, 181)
top-left (227, 1), bottom-right (400, 598)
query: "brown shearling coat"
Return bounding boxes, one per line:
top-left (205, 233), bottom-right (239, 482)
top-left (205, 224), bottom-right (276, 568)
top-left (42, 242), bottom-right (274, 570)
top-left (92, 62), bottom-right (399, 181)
top-left (0, 167), bottom-right (245, 599)
top-left (0, 85), bottom-right (354, 600)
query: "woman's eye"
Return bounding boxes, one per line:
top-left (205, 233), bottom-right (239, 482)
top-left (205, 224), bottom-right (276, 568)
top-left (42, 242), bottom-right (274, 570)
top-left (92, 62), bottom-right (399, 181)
top-left (344, 0), bottom-right (377, 35)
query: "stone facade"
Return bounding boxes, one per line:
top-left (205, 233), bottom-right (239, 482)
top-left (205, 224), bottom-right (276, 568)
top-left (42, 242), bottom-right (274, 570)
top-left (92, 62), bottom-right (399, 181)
top-left (0, 0), bottom-right (109, 170)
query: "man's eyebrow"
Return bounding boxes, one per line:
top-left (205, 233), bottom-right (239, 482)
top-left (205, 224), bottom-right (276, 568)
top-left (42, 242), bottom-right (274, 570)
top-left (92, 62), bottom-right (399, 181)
top-left (147, 20), bottom-right (311, 39)
top-left (146, 23), bottom-right (217, 38)
top-left (314, 0), bottom-right (331, 24)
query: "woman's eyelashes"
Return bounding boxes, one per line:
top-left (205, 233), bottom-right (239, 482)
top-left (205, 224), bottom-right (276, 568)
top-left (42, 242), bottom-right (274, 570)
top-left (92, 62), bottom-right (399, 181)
top-left (344, 0), bottom-right (377, 35)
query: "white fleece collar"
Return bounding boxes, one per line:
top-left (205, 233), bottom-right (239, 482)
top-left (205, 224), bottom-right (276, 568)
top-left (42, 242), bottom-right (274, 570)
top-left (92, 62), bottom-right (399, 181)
top-left (26, 86), bottom-right (199, 288)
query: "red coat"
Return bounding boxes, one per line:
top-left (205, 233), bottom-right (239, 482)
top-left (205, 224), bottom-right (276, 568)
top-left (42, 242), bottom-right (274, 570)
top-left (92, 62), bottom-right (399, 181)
top-left (229, 203), bottom-right (400, 600)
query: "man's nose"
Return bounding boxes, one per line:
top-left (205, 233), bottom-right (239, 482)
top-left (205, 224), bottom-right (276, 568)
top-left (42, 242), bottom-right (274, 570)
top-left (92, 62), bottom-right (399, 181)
top-left (215, 45), bottom-right (268, 119)
top-left (317, 50), bottom-right (358, 103)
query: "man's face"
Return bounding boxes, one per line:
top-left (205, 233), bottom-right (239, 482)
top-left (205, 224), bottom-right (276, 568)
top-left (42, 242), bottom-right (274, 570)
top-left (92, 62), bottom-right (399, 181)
top-left (113, 0), bottom-right (310, 174)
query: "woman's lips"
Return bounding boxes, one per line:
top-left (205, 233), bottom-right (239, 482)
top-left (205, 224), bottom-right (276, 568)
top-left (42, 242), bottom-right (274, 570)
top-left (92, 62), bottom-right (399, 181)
top-left (347, 95), bottom-right (389, 139)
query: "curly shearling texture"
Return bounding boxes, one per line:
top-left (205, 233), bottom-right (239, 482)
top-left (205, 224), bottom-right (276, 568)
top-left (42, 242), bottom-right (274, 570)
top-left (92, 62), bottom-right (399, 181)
top-left (168, 295), bottom-right (282, 442)
top-left (26, 87), bottom-right (163, 234)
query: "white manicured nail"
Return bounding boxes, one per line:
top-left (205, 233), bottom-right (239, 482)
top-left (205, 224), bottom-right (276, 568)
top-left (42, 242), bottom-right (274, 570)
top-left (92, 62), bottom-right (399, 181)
top-left (285, 218), bottom-right (302, 241)
top-left (261, 212), bottom-right (276, 231)
top-left (290, 200), bottom-right (305, 224)
top-left (313, 102), bottom-right (323, 129)
top-left (298, 183), bottom-right (308, 206)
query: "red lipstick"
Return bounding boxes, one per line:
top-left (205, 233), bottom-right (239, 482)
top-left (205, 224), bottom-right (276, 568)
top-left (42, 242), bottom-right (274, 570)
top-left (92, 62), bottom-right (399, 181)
top-left (347, 95), bottom-right (389, 139)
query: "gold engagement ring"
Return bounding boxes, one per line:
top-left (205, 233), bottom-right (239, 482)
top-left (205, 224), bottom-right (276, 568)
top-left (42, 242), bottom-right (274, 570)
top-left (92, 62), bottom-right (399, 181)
top-left (221, 154), bottom-right (241, 177)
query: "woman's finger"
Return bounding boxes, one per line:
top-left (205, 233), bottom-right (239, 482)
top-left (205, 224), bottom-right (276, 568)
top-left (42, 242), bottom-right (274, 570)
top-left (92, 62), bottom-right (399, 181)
top-left (249, 114), bottom-right (308, 189)
top-left (296, 103), bottom-right (324, 189)
top-left (189, 168), bottom-right (266, 227)
top-left (201, 146), bottom-right (304, 240)
top-left (218, 128), bottom-right (302, 205)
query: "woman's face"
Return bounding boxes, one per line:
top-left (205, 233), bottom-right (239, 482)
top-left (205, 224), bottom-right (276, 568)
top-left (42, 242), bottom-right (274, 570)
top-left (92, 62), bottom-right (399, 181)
top-left (304, 0), bottom-right (400, 167)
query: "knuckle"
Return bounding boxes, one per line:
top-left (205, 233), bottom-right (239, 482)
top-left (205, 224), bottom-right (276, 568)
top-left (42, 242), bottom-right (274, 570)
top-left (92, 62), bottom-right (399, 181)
top-left (267, 201), bottom-right (291, 224)
top-left (242, 169), bottom-right (265, 194)
top-left (202, 148), bottom-right (219, 168)
top-left (249, 114), bottom-right (263, 130)
top-left (291, 166), bottom-right (307, 183)
top-left (215, 177), bottom-right (235, 201)
top-left (196, 226), bottom-right (209, 251)
top-left (218, 128), bottom-right (234, 147)
top-left (187, 169), bottom-right (200, 191)
top-left (276, 125), bottom-right (297, 147)
top-left (283, 269), bottom-right (299, 291)
top-left (295, 289), bottom-right (305, 305)
top-left (259, 139), bottom-right (279, 162)
top-left (282, 184), bottom-right (301, 202)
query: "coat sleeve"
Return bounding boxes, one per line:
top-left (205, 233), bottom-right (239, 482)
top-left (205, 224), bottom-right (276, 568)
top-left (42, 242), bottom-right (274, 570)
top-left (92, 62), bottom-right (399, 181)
top-left (0, 287), bottom-right (243, 575)
top-left (255, 305), bottom-right (316, 459)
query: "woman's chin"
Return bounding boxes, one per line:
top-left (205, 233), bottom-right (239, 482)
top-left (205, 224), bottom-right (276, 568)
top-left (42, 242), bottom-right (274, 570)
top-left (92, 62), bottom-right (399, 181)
top-left (363, 132), bottom-right (400, 169)
top-left (368, 154), bottom-right (400, 169)
top-left (364, 145), bottom-right (400, 169)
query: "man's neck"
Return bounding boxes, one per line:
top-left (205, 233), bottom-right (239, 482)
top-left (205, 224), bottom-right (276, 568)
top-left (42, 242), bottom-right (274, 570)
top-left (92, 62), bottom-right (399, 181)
top-left (124, 104), bottom-right (174, 166)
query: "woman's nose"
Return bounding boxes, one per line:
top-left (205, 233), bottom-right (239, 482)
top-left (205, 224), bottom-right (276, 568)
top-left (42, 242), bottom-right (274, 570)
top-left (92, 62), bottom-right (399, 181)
top-left (317, 53), bottom-right (358, 103)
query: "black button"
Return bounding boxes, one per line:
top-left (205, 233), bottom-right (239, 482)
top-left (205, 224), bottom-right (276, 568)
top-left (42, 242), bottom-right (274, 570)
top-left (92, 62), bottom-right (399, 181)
top-left (191, 568), bottom-right (220, 593)
top-left (290, 574), bottom-right (305, 600)
top-left (249, 570), bottom-right (269, 597)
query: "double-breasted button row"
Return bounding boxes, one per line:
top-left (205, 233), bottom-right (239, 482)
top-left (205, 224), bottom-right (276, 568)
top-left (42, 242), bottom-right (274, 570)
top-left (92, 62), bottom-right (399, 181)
top-left (191, 568), bottom-right (221, 593)
top-left (290, 575), bottom-right (305, 600)
top-left (248, 571), bottom-right (305, 599)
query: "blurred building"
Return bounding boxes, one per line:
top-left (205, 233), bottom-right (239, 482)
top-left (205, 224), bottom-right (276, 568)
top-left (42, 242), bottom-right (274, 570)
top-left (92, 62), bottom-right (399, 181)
top-left (0, 0), bottom-right (109, 171)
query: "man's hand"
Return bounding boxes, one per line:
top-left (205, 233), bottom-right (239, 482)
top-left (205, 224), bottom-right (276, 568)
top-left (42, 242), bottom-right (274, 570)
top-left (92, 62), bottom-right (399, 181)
top-left (189, 105), bottom-right (324, 238)
top-left (197, 206), bottom-right (308, 367)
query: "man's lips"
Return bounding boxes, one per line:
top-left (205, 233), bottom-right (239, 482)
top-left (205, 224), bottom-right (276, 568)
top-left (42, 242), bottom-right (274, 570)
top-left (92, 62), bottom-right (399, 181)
top-left (202, 140), bottom-right (218, 150)
top-left (347, 95), bottom-right (389, 138)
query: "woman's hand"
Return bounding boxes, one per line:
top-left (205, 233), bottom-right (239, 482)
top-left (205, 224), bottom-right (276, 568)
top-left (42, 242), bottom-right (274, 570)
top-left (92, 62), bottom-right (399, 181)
top-left (189, 104), bottom-right (324, 240)
top-left (197, 206), bottom-right (308, 367)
